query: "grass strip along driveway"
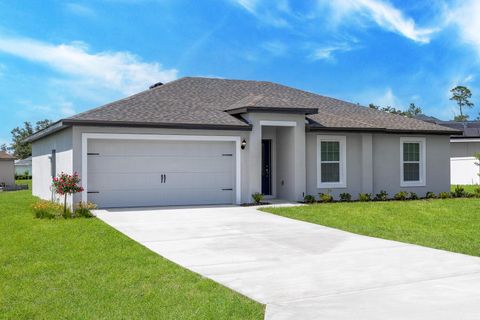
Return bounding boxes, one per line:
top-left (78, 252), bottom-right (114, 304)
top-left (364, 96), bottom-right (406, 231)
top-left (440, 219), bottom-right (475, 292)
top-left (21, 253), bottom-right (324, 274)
top-left (0, 189), bottom-right (264, 319)
top-left (262, 198), bottom-right (480, 257)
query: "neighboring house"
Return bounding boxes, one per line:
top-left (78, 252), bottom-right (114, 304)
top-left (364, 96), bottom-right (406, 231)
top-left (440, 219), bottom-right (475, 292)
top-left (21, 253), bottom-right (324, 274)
top-left (14, 156), bottom-right (32, 176)
top-left (0, 151), bottom-right (16, 186)
top-left (415, 115), bottom-right (480, 185)
top-left (27, 77), bottom-right (458, 208)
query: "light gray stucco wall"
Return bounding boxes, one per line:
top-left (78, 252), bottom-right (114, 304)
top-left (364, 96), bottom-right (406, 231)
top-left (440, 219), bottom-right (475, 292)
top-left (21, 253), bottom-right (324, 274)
top-left (372, 134), bottom-right (450, 196)
top-left (32, 127), bottom-right (73, 203)
top-left (242, 112), bottom-right (306, 202)
top-left (306, 132), bottom-right (363, 199)
top-left (0, 160), bottom-right (15, 186)
top-left (451, 142), bottom-right (480, 158)
top-left (306, 132), bottom-right (451, 200)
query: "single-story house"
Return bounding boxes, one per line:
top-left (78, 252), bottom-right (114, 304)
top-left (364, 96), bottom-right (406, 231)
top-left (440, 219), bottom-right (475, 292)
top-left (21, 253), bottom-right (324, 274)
top-left (14, 156), bottom-right (32, 176)
top-left (415, 115), bottom-right (480, 185)
top-left (28, 77), bottom-right (458, 208)
top-left (0, 151), bottom-right (16, 187)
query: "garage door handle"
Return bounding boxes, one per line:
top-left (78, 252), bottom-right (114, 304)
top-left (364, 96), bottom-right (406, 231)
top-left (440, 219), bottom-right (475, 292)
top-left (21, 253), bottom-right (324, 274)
top-left (161, 174), bottom-right (165, 183)
top-left (164, 174), bottom-right (167, 183)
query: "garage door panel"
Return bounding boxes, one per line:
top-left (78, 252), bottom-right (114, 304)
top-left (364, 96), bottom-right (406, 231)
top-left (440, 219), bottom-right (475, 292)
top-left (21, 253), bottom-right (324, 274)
top-left (88, 188), bottom-right (234, 208)
top-left (89, 140), bottom-right (234, 157)
top-left (87, 139), bottom-right (236, 208)
top-left (88, 156), bottom-right (233, 174)
top-left (89, 172), bottom-right (233, 191)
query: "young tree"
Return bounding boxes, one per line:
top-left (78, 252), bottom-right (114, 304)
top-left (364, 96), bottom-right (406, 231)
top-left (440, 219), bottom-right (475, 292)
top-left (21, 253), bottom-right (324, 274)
top-left (9, 119), bottom-right (53, 159)
top-left (450, 86), bottom-right (474, 121)
top-left (368, 102), bottom-right (422, 118)
top-left (405, 103), bottom-right (422, 118)
top-left (52, 172), bottom-right (84, 216)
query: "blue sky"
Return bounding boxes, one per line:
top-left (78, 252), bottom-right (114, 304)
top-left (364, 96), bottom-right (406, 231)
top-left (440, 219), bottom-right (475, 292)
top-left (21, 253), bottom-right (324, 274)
top-left (1, 0), bottom-right (480, 145)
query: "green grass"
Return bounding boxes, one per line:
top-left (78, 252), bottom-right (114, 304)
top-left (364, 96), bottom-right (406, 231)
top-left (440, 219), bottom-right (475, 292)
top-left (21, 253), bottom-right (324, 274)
top-left (262, 198), bottom-right (480, 257)
top-left (451, 184), bottom-right (479, 193)
top-left (0, 190), bottom-right (264, 319)
top-left (15, 179), bottom-right (32, 190)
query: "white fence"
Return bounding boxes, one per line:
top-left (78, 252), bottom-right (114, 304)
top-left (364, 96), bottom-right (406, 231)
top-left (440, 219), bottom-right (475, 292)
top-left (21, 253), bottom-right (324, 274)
top-left (451, 157), bottom-right (480, 185)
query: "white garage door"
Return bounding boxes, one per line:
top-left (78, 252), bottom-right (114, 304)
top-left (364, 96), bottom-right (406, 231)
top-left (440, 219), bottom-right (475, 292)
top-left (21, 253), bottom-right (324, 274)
top-left (87, 139), bottom-right (236, 208)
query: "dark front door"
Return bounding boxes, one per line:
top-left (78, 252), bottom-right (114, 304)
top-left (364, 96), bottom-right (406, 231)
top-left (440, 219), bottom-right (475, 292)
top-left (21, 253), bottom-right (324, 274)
top-left (261, 139), bottom-right (272, 195)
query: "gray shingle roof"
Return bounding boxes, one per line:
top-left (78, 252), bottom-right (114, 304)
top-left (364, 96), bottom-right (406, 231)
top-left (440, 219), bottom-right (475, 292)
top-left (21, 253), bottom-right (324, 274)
top-left (414, 119), bottom-right (480, 138)
top-left (63, 77), bottom-right (457, 134)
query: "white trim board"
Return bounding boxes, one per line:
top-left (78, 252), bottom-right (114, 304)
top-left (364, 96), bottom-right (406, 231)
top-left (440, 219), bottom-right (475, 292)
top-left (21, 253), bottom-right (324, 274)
top-left (451, 138), bottom-right (480, 143)
top-left (259, 120), bottom-right (297, 127)
top-left (81, 133), bottom-right (242, 205)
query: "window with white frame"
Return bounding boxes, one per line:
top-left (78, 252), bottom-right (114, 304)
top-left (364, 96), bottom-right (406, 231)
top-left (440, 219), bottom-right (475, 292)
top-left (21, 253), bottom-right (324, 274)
top-left (317, 135), bottom-right (346, 188)
top-left (400, 137), bottom-right (426, 186)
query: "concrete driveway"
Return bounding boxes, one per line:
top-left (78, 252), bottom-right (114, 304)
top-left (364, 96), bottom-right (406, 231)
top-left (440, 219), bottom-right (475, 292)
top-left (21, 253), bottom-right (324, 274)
top-left (95, 205), bottom-right (480, 319)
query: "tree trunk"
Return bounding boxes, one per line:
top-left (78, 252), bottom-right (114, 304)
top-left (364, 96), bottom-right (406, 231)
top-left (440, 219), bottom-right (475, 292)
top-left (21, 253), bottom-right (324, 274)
top-left (64, 194), bottom-right (67, 217)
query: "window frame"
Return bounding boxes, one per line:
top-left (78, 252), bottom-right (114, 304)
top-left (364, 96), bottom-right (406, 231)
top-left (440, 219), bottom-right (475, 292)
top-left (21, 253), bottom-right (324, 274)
top-left (400, 137), bottom-right (426, 187)
top-left (316, 135), bottom-right (347, 188)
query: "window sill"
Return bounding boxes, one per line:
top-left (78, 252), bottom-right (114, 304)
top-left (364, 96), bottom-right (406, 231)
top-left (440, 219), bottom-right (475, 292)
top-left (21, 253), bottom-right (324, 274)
top-left (400, 181), bottom-right (426, 187)
top-left (317, 182), bottom-right (347, 189)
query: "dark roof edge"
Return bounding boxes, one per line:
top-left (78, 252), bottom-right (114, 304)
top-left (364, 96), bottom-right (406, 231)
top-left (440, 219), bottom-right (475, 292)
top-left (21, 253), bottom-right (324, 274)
top-left (307, 125), bottom-right (460, 135)
top-left (61, 119), bottom-right (253, 131)
top-left (226, 106), bottom-right (318, 115)
top-left (450, 136), bottom-right (480, 139)
top-left (24, 120), bottom-right (70, 143)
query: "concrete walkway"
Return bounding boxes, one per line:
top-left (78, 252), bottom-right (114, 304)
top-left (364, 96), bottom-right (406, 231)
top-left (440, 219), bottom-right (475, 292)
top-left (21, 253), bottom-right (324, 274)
top-left (95, 205), bottom-right (480, 319)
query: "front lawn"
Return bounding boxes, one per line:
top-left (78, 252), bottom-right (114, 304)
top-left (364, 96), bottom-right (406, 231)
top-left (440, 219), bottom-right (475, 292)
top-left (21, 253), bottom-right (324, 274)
top-left (451, 184), bottom-right (479, 194)
top-left (262, 198), bottom-right (480, 257)
top-left (0, 190), bottom-right (264, 319)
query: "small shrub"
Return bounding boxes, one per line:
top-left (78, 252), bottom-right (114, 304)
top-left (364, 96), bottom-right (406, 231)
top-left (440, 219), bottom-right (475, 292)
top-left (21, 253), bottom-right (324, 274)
top-left (303, 194), bottom-right (316, 204)
top-left (425, 191), bottom-right (436, 199)
top-left (394, 191), bottom-right (409, 201)
top-left (409, 192), bottom-right (419, 200)
top-left (32, 200), bottom-right (64, 219)
top-left (358, 193), bottom-right (372, 202)
top-left (474, 187), bottom-right (480, 198)
top-left (339, 192), bottom-right (352, 202)
top-left (74, 201), bottom-right (97, 218)
top-left (374, 190), bottom-right (388, 201)
top-left (438, 191), bottom-right (450, 199)
top-left (319, 193), bottom-right (333, 203)
top-left (251, 192), bottom-right (264, 204)
top-left (452, 185), bottom-right (466, 198)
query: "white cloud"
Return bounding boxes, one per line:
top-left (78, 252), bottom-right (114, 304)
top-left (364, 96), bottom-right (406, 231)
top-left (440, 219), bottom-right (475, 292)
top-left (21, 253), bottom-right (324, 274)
top-left (234, 0), bottom-right (258, 13)
top-left (356, 87), bottom-right (403, 108)
top-left (0, 35), bottom-right (178, 95)
top-left (262, 41), bottom-right (288, 56)
top-left (231, 0), bottom-right (290, 27)
top-left (59, 101), bottom-right (76, 116)
top-left (446, 0), bottom-right (480, 58)
top-left (377, 88), bottom-right (401, 107)
top-left (64, 3), bottom-right (96, 17)
top-left (17, 99), bottom-right (77, 119)
top-left (310, 43), bottom-right (355, 61)
top-left (321, 0), bottom-right (437, 43)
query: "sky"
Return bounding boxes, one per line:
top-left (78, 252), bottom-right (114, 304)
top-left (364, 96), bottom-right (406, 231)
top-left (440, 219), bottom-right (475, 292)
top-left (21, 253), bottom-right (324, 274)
top-left (1, 0), bottom-right (480, 146)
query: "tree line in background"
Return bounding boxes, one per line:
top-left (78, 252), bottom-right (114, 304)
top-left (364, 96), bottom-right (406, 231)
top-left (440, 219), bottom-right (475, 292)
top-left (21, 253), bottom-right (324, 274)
top-left (1, 119), bottom-right (52, 159)
top-left (369, 85), bottom-right (479, 121)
